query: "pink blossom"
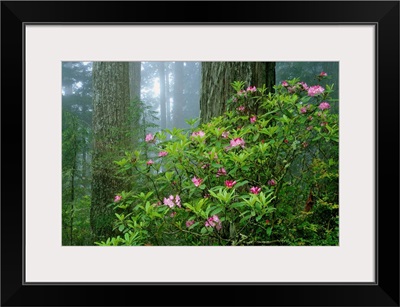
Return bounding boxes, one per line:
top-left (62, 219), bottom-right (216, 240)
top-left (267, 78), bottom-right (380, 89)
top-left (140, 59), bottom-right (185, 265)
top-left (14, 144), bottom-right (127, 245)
top-left (298, 82), bottom-right (309, 90)
top-left (146, 159), bottom-right (154, 166)
top-left (319, 71), bottom-right (328, 77)
top-left (287, 86), bottom-right (296, 94)
top-left (230, 138), bottom-right (245, 148)
top-left (237, 90), bottom-right (247, 97)
top-left (318, 102), bottom-right (331, 111)
top-left (308, 85), bottom-right (325, 97)
top-left (158, 151), bottom-right (168, 157)
top-left (267, 179), bottom-right (276, 186)
top-left (114, 195), bottom-right (122, 202)
top-left (191, 130), bottom-right (205, 138)
top-left (163, 195), bottom-right (181, 208)
top-left (250, 186), bottom-right (261, 194)
top-left (300, 107), bottom-right (307, 114)
top-left (237, 106), bottom-right (245, 112)
top-left (250, 116), bottom-right (257, 124)
top-left (205, 215), bottom-right (222, 230)
top-left (225, 180), bottom-right (237, 188)
top-left (222, 131), bottom-right (230, 138)
top-left (246, 86), bottom-right (257, 92)
top-left (192, 176), bottom-right (203, 187)
top-left (145, 133), bottom-right (155, 143)
top-left (186, 220), bottom-right (195, 228)
top-left (216, 168), bottom-right (227, 177)
top-left (282, 80), bottom-right (288, 87)
top-left (201, 163), bottom-right (210, 169)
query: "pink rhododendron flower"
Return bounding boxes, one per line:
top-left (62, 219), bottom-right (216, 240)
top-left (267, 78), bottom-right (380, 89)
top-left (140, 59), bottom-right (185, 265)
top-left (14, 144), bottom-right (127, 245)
top-left (267, 179), bottom-right (276, 186)
top-left (216, 167), bottom-right (227, 177)
top-left (298, 82), bottom-right (309, 90)
top-left (237, 90), bottom-right (247, 97)
top-left (145, 133), bottom-right (155, 143)
top-left (230, 138), bottom-right (245, 148)
top-left (300, 107), bottom-right (307, 114)
top-left (205, 215), bottom-right (222, 230)
top-left (146, 159), bottom-right (154, 166)
top-left (319, 71), bottom-right (328, 77)
top-left (250, 186), bottom-right (261, 194)
top-left (225, 180), bottom-right (237, 188)
top-left (282, 80), bottom-right (288, 87)
top-left (246, 86), bottom-right (257, 92)
top-left (114, 195), bottom-right (122, 202)
top-left (237, 106), bottom-right (245, 112)
top-left (186, 220), bottom-right (195, 228)
top-left (163, 195), bottom-right (181, 208)
top-left (191, 130), bottom-right (205, 138)
top-left (192, 176), bottom-right (203, 187)
top-left (158, 151), bottom-right (168, 157)
top-left (201, 163), bottom-right (210, 169)
top-left (308, 85), bottom-right (325, 97)
top-left (221, 131), bottom-right (230, 138)
top-left (250, 116), bottom-right (257, 123)
top-left (318, 102), bottom-right (331, 110)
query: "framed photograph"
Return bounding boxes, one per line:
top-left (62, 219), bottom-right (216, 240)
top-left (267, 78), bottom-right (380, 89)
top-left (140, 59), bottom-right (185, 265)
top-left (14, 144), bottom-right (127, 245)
top-left (1, 1), bottom-right (399, 306)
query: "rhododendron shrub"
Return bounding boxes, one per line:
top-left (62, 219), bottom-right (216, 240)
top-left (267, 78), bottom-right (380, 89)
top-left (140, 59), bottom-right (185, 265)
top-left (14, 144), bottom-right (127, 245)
top-left (96, 76), bottom-right (339, 246)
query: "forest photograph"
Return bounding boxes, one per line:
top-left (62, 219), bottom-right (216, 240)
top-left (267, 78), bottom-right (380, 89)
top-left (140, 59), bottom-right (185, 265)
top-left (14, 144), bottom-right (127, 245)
top-left (62, 61), bottom-right (339, 247)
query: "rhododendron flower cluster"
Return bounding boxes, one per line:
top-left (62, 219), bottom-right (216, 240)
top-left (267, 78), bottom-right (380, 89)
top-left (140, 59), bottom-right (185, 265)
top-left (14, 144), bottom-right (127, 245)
top-left (318, 102), bottom-right (331, 110)
top-left (191, 130), bottom-right (205, 138)
top-left (230, 138), bottom-right (245, 148)
top-left (308, 85), bottom-right (325, 97)
top-left (146, 159), bottom-right (154, 166)
top-left (250, 116), bottom-right (257, 123)
top-left (298, 82), bottom-right (309, 90)
top-left (158, 151), bottom-right (168, 157)
top-left (221, 131), bottom-right (230, 138)
top-left (237, 106), bottom-right (245, 112)
top-left (205, 215), bottom-right (222, 230)
top-left (267, 179), bottom-right (276, 186)
top-left (145, 133), bottom-right (155, 143)
top-left (225, 180), bottom-right (237, 188)
top-left (300, 107), bottom-right (307, 114)
top-left (250, 186), bottom-right (261, 194)
top-left (163, 195), bottom-right (181, 208)
top-left (192, 176), bottom-right (203, 187)
top-left (319, 71), bottom-right (328, 77)
top-left (246, 86), bottom-right (257, 92)
top-left (216, 167), bottom-right (227, 177)
top-left (281, 80), bottom-right (288, 87)
top-left (114, 195), bottom-right (122, 202)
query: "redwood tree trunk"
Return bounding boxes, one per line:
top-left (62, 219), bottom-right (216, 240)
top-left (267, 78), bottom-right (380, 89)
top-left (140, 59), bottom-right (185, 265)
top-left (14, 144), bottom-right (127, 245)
top-left (199, 62), bottom-right (276, 123)
top-left (91, 62), bottom-right (130, 239)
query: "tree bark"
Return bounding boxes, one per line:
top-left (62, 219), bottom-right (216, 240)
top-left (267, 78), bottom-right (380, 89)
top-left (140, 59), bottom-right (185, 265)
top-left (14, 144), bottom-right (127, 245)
top-left (158, 62), bottom-right (167, 129)
top-left (173, 62), bottom-right (184, 128)
top-left (91, 62), bottom-right (130, 239)
top-left (199, 62), bottom-right (276, 123)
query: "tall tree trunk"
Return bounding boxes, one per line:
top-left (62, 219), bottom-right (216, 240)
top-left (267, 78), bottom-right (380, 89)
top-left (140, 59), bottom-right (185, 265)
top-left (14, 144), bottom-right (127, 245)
top-left (91, 62), bottom-right (130, 239)
top-left (199, 62), bottom-right (276, 123)
top-left (173, 62), bottom-right (184, 128)
top-left (165, 64), bottom-right (171, 129)
top-left (129, 62), bottom-right (141, 145)
top-left (158, 62), bottom-right (166, 129)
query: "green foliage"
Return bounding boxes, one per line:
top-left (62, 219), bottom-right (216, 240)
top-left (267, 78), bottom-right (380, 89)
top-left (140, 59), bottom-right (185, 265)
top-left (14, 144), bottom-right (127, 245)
top-left (100, 74), bottom-right (339, 246)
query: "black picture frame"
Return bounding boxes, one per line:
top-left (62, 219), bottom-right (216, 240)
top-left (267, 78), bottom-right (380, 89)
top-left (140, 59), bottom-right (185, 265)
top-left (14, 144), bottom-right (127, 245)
top-left (1, 1), bottom-right (399, 306)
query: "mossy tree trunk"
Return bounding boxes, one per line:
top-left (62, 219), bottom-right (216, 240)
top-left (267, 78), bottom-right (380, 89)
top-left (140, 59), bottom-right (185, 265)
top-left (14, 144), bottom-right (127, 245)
top-left (199, 62), bottom-right (276, 123)
top-left (91, 62), bottom-right (130, 240)
top-left (129, 62), bottom-right (141, 146)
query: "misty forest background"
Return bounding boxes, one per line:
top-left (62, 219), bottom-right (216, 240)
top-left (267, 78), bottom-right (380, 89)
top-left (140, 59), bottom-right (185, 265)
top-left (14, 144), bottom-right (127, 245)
top-left (62, 61), bottom-right (339, 246)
